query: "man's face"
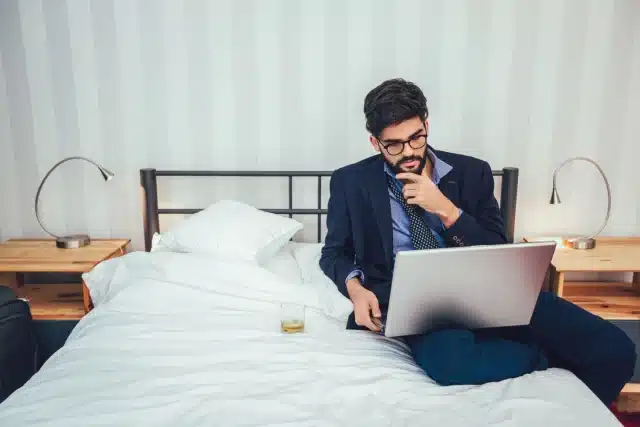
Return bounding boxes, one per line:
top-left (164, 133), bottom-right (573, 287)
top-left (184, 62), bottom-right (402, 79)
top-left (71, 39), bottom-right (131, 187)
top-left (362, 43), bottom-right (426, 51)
top-left (370, 117), bottom-right (429, 175)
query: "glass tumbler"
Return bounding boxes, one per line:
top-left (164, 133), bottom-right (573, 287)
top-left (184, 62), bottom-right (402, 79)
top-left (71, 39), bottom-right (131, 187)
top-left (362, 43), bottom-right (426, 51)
top-left (280, 303), bottom-right (305, 334)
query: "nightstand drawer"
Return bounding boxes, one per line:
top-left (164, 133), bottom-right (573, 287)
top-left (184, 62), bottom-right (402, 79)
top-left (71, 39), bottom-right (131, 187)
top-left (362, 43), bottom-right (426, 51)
top-left (15, 283), bottom-right (84, 321)
top-left (562, 282), bottom-right (640, 320)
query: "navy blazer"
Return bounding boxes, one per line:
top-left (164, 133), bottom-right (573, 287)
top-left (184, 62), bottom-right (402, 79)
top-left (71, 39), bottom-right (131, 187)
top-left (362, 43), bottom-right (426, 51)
top-left (319, 149), bottom-right (507, 306)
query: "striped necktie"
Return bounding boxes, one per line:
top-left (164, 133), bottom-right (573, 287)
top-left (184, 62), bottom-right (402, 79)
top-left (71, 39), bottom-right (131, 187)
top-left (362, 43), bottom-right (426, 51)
top-left (386, 174), bottom-right (441, 250)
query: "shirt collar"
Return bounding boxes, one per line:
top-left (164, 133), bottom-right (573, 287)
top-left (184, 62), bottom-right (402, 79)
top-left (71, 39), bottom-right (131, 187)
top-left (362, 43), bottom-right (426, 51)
top-left (383, 148), bottom-right (453, 185)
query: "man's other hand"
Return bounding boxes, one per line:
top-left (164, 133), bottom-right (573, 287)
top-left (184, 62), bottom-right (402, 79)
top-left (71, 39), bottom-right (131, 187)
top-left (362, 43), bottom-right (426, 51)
top-left (347, 278), bottom-right (381, 332)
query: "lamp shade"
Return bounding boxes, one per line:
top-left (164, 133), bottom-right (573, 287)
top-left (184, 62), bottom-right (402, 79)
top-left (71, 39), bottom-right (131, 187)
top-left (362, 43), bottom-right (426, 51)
top-left (99, 167), bottom-right (114, 182)
top-left (549, 186), bottom-right (561, 204)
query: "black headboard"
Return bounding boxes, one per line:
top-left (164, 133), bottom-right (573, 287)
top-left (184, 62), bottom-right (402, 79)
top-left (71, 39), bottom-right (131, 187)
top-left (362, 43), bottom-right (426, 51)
top-left (140, 168), bottom-right (519, 252)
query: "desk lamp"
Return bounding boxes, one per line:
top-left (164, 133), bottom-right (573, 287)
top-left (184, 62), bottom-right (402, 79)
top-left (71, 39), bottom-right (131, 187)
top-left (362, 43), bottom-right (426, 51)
top-left (549, 156), bottom-right (611, 250)
top-left (35, 156), bottom-right (114, 249)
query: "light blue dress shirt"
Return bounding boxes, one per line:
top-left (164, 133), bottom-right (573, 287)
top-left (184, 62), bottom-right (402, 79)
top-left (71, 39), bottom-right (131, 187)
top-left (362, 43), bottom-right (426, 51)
top-left (346, 150), bottom-right (454, 284)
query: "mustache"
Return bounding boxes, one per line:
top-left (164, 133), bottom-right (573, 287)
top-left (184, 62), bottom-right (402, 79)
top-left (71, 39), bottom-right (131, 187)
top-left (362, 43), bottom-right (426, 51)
top-left (397, 155), bottom-right (423, 166)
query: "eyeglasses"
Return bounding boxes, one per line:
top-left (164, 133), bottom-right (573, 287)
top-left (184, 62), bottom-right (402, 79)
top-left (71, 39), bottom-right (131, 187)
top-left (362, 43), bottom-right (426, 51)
top-left (378, 133), bottom-right (427, 156)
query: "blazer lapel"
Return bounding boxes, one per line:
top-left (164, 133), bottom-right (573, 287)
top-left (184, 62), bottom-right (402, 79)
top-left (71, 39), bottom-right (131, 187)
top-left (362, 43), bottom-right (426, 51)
top-left (365, 157), bottom-right (393, 265)
top-left (438, 168), bottom-right (461, 208)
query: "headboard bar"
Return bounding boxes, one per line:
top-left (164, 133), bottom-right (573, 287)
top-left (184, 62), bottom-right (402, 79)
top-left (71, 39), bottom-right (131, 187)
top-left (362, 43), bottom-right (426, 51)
top-left (317, 176), bottom-right (323, 242)
top-left (140, 168), bottom-right (159, 252)
top-left (155, 170), bottom-right (331, 177)
top-left (140, 167), bottom-right (519, 251)
top-left (158, 208), bottom-right (328, 216)
top-left (500, 167), bottom-right (519, 244)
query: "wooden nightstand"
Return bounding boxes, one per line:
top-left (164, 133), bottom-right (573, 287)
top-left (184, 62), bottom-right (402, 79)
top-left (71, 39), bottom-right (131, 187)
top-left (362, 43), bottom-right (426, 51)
top-left (525, 236), bottom-right (640, 411)
top-left (523, 237), bottom-right (640, 319)
top-left (0, 238), bottom-right (130, 320)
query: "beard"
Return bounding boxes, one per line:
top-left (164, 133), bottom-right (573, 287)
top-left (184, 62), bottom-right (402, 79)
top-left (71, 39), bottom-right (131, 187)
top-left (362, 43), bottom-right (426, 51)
top-left (384, 152), bottom-right (428, 177)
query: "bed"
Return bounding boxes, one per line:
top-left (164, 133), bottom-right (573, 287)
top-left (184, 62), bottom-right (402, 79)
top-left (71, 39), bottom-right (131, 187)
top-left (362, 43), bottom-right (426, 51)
top-left (0, 167), bottom-right (623, 427)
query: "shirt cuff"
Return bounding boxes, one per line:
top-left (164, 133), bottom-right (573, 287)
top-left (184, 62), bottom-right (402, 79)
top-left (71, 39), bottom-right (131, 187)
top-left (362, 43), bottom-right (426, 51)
top-left (345, 269), bottom-right (364, 285)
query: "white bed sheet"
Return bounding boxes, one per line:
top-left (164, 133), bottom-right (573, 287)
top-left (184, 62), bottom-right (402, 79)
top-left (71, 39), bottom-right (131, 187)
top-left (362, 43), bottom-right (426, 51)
top-left (0, 251), bottom-right (621, 427)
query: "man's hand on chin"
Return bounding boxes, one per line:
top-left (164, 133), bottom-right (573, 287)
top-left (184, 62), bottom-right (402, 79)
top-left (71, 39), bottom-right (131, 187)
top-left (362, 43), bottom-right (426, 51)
top-left (396, 172), bottom-right (461, 228)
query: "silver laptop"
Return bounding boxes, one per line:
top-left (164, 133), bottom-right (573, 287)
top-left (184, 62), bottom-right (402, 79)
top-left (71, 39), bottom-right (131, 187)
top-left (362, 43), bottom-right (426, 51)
top-left (382, 241), bottom-right (556, 338)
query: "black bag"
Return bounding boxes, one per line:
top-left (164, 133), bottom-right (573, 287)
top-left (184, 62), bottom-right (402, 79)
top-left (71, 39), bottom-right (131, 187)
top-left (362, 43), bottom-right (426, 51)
top-left (0, 285), bottom-right (38, 403)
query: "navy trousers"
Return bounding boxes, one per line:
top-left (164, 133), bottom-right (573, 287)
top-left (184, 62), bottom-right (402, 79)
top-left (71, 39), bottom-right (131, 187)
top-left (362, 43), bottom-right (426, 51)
top-left (347, 291), bottom-right (636, 406)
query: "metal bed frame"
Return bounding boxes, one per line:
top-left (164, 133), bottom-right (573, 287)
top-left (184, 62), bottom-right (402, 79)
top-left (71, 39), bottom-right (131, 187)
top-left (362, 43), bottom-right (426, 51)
top-left (139, 167), bottom-right (519, 252)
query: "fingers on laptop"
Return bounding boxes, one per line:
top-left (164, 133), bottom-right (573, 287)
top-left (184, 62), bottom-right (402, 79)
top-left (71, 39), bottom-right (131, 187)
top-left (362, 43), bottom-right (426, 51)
top-left (371, 299), bottom-right (382, 319)
top-left (356, 312), bottom-right (378, 331)
top-left (356, 307), bottom-right (380, 332)
top-left (365, 316), bottom-right (381, 332)
top-left (355, 305), bottom-right (380, 332)
top-left (371, 316), bottom-right (383, 331)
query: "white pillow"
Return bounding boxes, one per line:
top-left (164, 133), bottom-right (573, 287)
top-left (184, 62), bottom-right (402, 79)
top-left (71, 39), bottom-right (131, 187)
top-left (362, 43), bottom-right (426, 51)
top-left (150, 232), bottom-right (168, 252)
top-left (261, 243), bottom-right (303, 285)
top-left (82, 250), bottom-right (321, 312)
top-left (291, 242), bottom-right (353, 323)
top-left (153, 200), bottom-right (303, 263)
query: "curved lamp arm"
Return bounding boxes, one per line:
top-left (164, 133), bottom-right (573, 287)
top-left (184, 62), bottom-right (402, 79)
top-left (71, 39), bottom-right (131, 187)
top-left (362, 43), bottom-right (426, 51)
top-left (550, 156), bottom-right (611, 241)
top-left (34, 156), bottom-right (114, 239)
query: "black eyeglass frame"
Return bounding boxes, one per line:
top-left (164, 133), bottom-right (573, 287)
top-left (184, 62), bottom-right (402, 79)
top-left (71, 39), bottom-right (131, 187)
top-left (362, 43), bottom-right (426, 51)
top-left (377, 131), bottom-right (428, 156)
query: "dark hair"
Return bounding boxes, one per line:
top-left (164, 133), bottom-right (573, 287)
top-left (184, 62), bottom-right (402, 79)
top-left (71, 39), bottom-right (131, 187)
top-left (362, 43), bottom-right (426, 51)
top-left (363, 78), bottom-right (429, 138)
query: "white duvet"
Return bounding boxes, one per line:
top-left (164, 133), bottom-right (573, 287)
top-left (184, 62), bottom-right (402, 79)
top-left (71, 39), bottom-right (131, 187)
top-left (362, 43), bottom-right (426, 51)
top-left (0, 250), bottom-right (622, 427)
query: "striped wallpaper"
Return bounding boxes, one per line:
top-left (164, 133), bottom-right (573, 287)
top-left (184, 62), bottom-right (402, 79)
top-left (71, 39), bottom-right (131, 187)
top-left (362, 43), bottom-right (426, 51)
top-left (1, 0), bottom-right (639, 250)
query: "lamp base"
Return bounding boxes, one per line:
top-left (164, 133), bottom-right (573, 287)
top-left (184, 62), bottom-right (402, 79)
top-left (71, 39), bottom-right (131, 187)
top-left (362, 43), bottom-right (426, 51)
top-left (56, 234), bottom-right (91, 249)
top-left (567, 237), bottom-right (596, 250)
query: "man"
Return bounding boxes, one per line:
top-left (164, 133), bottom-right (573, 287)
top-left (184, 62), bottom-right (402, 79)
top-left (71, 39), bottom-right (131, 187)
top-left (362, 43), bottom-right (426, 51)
top-left (319, 78), bottom-right (636, 406)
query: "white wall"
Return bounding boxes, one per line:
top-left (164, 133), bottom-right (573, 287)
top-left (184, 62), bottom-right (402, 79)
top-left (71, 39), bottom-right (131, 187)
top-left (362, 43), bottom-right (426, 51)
top-left (1, 0), bottom-right (639, 250)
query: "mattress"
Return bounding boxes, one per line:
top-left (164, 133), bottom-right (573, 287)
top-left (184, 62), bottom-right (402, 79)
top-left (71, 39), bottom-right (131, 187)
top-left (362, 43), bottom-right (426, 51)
top-left (0, 248), bottom-right (622, 427)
